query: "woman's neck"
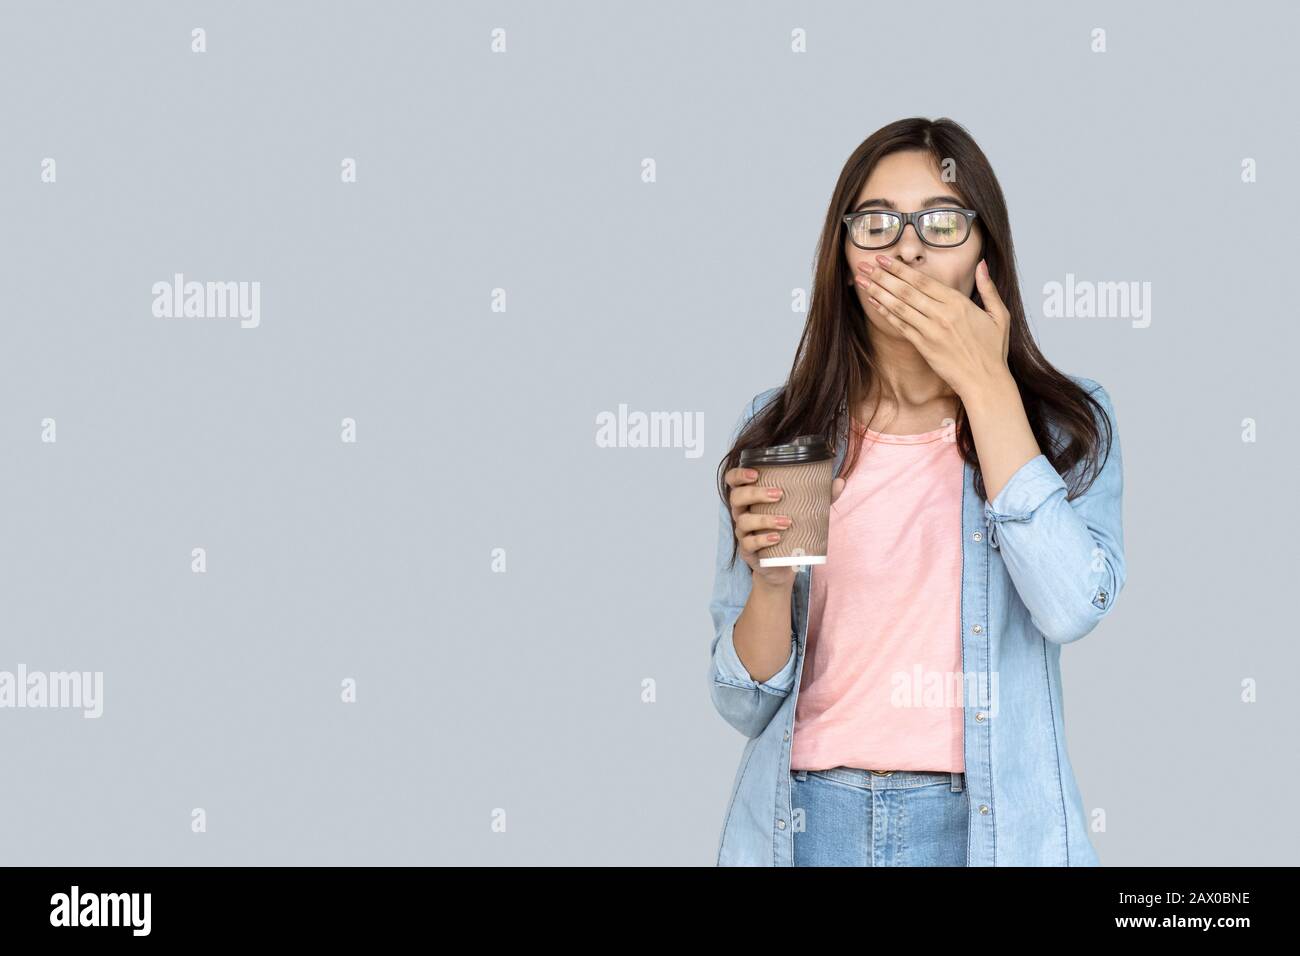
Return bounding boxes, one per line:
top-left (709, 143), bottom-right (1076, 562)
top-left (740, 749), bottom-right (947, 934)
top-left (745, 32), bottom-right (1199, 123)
top-left (853, 362), bottom-right (960, 435)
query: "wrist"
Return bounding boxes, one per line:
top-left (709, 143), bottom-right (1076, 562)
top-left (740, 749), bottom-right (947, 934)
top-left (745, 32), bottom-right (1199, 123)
top-left (752, 571), bottom-right (795, 595)
top-left (962, 369), bottom-right (1019, 418)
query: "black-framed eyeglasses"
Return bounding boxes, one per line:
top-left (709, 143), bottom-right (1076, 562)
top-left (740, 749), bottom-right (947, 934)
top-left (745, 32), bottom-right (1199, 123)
top-left (842, 207), bottom-right (979, 250)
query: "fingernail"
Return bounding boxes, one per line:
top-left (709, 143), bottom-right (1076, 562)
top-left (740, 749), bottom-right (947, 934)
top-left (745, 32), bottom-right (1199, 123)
top-left (745, 469), bottom-right (757, 479)
top-left (767, 488), bottom-right (783, 499)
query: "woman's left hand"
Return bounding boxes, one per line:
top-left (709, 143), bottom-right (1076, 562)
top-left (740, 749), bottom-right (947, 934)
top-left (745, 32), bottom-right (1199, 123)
top-left (855, 255), bottom-right (1011, 400)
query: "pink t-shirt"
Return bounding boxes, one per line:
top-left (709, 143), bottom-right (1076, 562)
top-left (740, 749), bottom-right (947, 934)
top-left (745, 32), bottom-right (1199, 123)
top-left (789, 417), bottom-right (966, 773)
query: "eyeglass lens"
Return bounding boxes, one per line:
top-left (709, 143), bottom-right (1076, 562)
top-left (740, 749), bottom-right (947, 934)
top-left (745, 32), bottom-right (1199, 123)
top-left (850, 210), bottom-right (969, 248)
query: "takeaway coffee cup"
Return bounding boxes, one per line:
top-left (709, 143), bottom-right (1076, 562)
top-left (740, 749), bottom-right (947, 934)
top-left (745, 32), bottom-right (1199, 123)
top-left (738, 434), bottom-right (835, 567)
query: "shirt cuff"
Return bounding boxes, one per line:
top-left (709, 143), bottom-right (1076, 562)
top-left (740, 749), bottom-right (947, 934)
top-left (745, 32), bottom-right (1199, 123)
top-left (982, 453), bottom-right (1067, 522)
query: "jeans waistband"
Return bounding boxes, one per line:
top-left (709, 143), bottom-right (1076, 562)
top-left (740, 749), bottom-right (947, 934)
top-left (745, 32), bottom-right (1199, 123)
top-left (792, 766), bottom-right (965, 792)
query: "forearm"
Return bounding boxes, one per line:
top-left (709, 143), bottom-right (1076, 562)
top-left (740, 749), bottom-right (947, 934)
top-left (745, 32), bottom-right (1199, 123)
top-left (731, 577), bottom-right (796, 683)
top-left (962, 369), bottom-right (1042, 503)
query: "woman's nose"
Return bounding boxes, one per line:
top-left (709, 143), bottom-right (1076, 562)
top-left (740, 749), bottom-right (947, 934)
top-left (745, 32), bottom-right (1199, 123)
top-left (893, 224), bottom-right (926, 260)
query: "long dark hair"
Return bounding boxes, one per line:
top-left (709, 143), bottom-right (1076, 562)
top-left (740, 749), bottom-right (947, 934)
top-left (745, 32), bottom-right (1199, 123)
top-left (717, 117), bottom-right (1114, 571)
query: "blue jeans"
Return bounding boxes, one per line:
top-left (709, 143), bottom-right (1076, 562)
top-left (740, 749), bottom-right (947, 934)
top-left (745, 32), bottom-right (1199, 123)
top-left (791, 767), bottom-right (969, 866)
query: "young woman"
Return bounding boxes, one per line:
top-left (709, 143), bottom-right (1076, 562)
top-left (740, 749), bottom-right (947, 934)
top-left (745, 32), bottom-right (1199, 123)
top-left (709, 117), bottom-right (1126, 866)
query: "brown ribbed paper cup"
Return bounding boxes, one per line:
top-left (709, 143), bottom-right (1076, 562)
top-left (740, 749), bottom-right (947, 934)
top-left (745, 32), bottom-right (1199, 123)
top-left (739, 434), bottom-right (835, 567)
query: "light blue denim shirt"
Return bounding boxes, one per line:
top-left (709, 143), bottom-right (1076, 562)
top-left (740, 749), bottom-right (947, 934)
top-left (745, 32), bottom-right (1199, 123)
top-left (708, 375), bottom-right (1126, 866)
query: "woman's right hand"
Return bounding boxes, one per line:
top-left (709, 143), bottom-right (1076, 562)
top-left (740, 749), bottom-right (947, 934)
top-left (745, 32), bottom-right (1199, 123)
top-left (724, 466), bottom-right (846, 589)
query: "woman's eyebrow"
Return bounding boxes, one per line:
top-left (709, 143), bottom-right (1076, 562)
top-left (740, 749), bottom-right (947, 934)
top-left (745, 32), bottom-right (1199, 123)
top-left (854, 195), bottom-right (965, 211)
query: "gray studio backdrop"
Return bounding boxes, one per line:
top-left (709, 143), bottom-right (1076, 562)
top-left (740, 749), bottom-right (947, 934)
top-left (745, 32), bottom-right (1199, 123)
top-left (1, 0), bottom-right (1296, 866)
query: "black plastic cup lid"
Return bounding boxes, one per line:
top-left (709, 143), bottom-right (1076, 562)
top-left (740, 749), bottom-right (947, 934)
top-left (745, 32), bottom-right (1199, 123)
top-left (739, 434), bottom-right (834, 467)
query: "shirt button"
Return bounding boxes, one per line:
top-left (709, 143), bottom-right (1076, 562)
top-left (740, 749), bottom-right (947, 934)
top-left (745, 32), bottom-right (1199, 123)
top-left (972, 624), bottom-right (983, 634)
top-left (979, 805), bottom-right (990, 815)
top-left (975, 712), bottom-right (985, 721)
top-left (783, 730), bottom-right (790, 741)
top-left (777, 819), bottom-right (786, 830)
top-left (972, 531), bottom-right (982, 542)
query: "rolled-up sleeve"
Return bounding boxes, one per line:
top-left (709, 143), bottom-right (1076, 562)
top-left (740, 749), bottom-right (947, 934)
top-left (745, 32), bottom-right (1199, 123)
top-left (982, 381), bottom-right (1127, 644)
top-left (711, 603), bottom-right (799, 694)
top-left (708, 393), bottom-right (799, 738)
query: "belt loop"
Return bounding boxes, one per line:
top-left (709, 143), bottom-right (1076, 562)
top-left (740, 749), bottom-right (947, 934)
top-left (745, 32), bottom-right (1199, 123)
top-left (950, 772), bottom-right (963, 792)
